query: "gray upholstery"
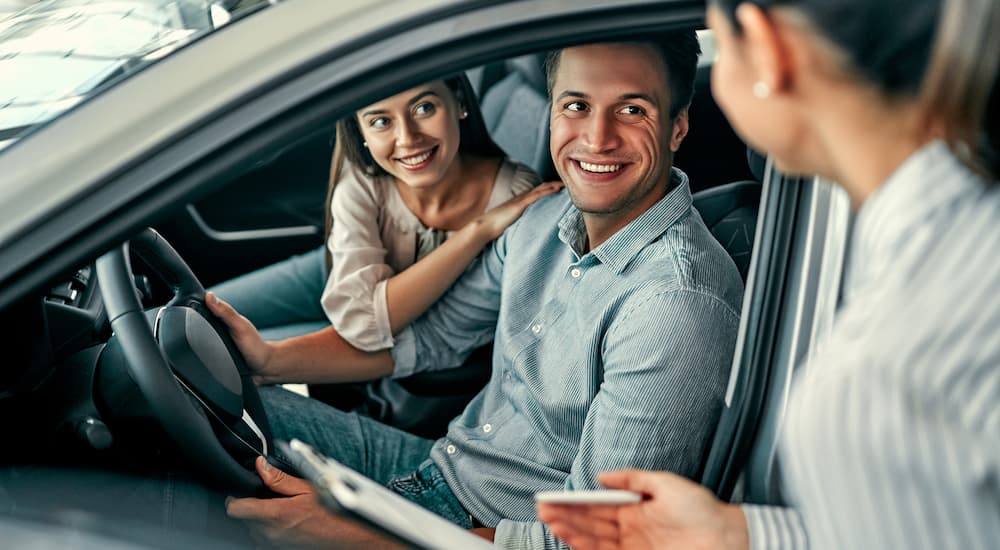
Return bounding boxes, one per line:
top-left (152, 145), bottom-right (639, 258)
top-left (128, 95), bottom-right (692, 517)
top-left (692, 180), bottom-right (761, 282)
top-left (478, 54), bottom-right (557, 180)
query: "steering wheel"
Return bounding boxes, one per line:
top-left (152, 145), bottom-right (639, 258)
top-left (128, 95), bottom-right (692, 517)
top-left (95, 228), bottom-right (272, 493)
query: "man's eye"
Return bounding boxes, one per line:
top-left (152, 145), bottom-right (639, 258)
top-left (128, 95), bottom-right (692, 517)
top-left (369, 117), bottom-right (390, 129)
top-left (414, 102), bottom-right (436, 116)
top-left (618, 105), bottom-right (645, 116)
top-left (565, 101), bottom-right (587, 112)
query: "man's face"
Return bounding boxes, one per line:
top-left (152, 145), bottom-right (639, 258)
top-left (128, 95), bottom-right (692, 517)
top-left (549, 43), bottom-right (688, 225)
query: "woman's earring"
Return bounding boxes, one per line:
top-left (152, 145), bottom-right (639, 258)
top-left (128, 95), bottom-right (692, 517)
top-left (752, 81), bottom-right (771, 99)
top-left (363, 141), bottom-right (368, 148)
top-left (460, 109), bottom-right (468, 119)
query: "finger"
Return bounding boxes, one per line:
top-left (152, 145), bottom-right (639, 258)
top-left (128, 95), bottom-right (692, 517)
top-left (516, 183), bottom-right (563, 207)
top-left (541, 504), bottom-right (620, 530)
top-left (537, 503), bottom-right (619, 524)
top-left (599, 469), bottom-right (697, 500)
top-left (530, 181), bottom-right (564, 197)
top-left (207, 292), bottom-right (259, 341)
top-left (206, 292), bottom-right (244, 328)
top-left (257, 456), bottom-right (314, 496)
top-left (226, 496), bottom-right (275, 520)
top-left (597, 469), bottom-right (653, 492)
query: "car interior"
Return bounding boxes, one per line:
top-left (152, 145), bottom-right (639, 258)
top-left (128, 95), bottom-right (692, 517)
top-left (151, 36), bottom-right (765, 442)
top-left (0, 25), bottom-right (765, 539)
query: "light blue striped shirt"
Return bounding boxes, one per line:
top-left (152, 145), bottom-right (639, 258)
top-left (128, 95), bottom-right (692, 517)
top-left (393, 169), bottom-right (744, 549)
top-left (745, 141), bottom-right (1000, 549)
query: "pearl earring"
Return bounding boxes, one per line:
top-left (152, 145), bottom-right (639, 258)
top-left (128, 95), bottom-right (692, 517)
top-left (752, 81), bottom-right (771, 99)
top-left (460, 109), bottom-right (468, 119)
top-left (363, 141), bottom-right (368, 148)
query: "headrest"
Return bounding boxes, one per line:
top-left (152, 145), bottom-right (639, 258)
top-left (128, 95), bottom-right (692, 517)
top-left (506, 53), bottom-right (549, 94)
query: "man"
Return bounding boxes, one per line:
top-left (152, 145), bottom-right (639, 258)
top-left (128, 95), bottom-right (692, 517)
top-left (213, 31), bottom-right (743, 550)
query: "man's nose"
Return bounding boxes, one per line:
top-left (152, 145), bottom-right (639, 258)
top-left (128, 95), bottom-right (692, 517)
top-left (582, 112), bottom-right (620, 153)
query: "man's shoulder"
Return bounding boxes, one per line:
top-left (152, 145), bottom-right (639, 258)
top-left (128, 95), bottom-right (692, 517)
top-left (513, 187), bottom-right (573, 229)
top-left (641, 212), bottom-right (744, 314)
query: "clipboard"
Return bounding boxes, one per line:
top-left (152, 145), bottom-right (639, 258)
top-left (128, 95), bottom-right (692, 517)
top-left (279, 439), bottom-right (495, 550)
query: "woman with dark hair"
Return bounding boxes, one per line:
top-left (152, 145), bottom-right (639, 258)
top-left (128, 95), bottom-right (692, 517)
top-left (538, 0), bottom-right (1000, 548)
top-left (211, 75), bottom-right (559, 421)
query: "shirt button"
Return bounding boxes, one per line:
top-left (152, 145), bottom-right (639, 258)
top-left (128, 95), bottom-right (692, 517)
top-left (446, 444), bottom-right (457, 454)
top-left (505, 371), bottom-right (512, 381)
top-left (531, 324), bottom-right (542, 334)
top-left (570, 268), bottom-right (581, 278)
top-left (483, 424), bottom-right (493, 433)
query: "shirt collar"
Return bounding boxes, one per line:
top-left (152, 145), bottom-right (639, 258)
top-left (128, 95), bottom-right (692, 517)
top-left (557, 167), bottom-right (693, 274)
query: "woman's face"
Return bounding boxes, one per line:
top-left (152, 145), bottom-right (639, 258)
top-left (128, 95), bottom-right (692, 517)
top-left (355, 80), bottom-right (464, 189)
top-left (708, 5), bottom-right (806, 173)
top-left (708, 6), bottom-right (772, 155)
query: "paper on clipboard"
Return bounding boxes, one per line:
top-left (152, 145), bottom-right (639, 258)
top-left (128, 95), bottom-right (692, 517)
top-left (282, 439), bottom-right (495, 550)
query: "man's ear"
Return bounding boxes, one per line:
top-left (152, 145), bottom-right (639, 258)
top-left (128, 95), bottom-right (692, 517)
top-left (669, 109), bottom-right (690, 152)
top-left (736, 2), bottom-right (793, 95)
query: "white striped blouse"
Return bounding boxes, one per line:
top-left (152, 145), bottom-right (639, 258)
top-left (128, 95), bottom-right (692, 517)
top-left (744, 141), bottom-right (1000, 549)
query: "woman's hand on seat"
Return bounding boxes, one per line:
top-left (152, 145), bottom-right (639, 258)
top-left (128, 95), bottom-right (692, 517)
top-left (472, 181), bottom-right (563, 240)
top-left (206, 292), bottom-right (277, 383)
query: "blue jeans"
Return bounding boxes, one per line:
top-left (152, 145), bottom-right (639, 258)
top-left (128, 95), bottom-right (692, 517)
top-left (209, 246), bottom-right (329, 341)
top-left (261, 386), bottom-right (474, 528)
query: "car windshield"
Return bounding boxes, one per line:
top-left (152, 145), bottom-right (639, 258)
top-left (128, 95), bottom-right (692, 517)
top-left (0, 0), bottom-right (271, 151)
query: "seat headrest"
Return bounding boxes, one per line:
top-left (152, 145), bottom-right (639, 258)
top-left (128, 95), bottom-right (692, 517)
top-left (506, 53), bottom-right (548, 94)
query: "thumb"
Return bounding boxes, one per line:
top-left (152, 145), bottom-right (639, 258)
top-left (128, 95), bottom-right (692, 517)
top-left (257, 456), bottom-right (314, 497)
top-left (597, 469), bottom-right (656, 493)
top-left (206, 292), bottom-right (236, 323)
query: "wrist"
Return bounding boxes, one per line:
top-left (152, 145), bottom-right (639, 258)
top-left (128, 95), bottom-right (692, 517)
top-left (253, 340), bottom-right (281, 384)
top-left (718, 502), bottom-right (750, 550)
top-left (460, 217), bottom-right (496, 244)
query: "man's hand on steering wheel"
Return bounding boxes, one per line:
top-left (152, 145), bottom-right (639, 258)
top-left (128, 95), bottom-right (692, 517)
top-left (206, 292), bottom-right (278, 384)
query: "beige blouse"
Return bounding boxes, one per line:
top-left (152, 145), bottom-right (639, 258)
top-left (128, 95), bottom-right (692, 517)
top-left (320, 158), bottom-right (539, 351)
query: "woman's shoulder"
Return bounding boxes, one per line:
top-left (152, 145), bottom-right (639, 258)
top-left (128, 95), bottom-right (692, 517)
top-left (332, 160), bottom-right (386, 206)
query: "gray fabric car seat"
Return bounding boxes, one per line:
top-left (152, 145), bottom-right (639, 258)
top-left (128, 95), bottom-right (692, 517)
top-left (692, 179), bottom-right (761, 282)
top-left (478, 53), bottom-right (558, 180)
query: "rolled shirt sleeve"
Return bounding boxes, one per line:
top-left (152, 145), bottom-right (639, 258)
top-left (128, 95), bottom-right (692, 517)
top-left (321, 165), bottom-right (397, 351)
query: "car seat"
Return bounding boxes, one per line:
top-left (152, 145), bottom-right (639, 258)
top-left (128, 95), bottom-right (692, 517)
top-left (477, 53), bottom-right (558, 181)
top-left (692, 178), bottom-right (761, 282)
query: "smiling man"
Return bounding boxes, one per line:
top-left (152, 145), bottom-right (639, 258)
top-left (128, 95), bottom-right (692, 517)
top-left (214, 32), bottom-right (744, 550)
top-left (548, 43), bottom-right (690, 245)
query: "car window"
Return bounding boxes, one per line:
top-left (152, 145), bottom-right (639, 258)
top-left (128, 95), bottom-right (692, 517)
top-left (0, 0), bottom-right (271, 151)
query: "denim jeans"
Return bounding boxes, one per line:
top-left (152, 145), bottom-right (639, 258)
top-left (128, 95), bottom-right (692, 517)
top-left (261, 386), bottom-right (474, 528)
top-left (209, 246), bottom-right (329, 341)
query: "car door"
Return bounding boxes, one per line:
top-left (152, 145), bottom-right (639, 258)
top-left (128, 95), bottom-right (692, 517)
top-left (701, 156), bottom-right (852, 502)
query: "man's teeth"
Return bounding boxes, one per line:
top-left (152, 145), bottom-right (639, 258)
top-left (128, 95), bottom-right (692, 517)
top-left (579, 161), bottom-right (621, 173)
top-left (399, 150), bottom-right (433, 166)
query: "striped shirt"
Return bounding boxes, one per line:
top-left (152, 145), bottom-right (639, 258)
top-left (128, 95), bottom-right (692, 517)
top-left (745, 141), bottom-right (1000, 549)
top-left (392, 168), bottom-right (744, 550)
